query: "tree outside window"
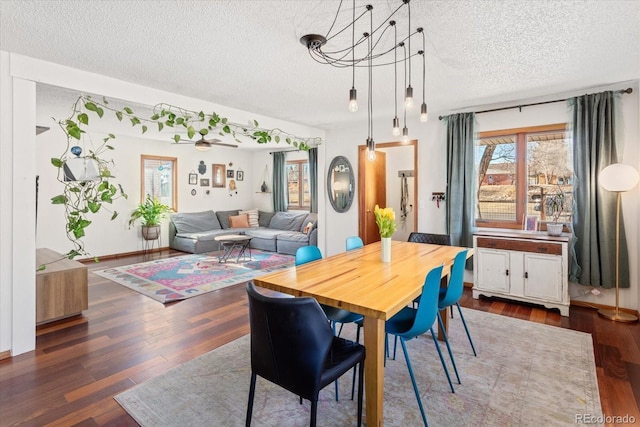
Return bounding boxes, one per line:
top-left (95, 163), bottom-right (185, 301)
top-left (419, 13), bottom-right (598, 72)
top-left (286, 160), bottom-right (309, 210)
top-left (475, 124), bottom-right (573, 229)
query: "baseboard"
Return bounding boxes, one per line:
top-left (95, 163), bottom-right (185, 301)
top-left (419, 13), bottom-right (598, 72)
top-left (0, 350), bottom-right (10, 361)
top-left (464, 281), bottom-right (473, 288)
top-left (77, 247), bottom-right (170, 263)
top-left (570, 299), bottom-right (639, 317)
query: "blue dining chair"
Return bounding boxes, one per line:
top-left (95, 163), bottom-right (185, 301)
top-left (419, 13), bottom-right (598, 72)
top-left (295, 245), bottom-right (323, 266)
top-left (385, 264), bottom-right (456, 426)
top-left (294, 245), bottom-right (363, 402)
top-left (437, 249), bottom-right (477, 356)
top-left (346, 236), bottom-right (364, 251)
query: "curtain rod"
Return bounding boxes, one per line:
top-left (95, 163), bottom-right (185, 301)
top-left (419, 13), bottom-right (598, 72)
top-left (438, 87), bottom-right (633, 120)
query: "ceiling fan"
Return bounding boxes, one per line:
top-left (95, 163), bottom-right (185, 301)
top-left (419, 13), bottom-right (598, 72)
top-left (181, 135), bottom-right (238, 151)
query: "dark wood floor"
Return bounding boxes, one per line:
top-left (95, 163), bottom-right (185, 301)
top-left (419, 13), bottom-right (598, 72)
top-left (1, 249), bottom-right (638, 426)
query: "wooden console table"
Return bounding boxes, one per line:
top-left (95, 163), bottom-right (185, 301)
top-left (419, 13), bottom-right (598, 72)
top-left (36, 248), bottom-right (88, 324)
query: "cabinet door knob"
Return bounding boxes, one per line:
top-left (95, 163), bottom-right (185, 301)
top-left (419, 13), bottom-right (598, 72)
top-left (525, 272), bottom-right (528, 279)
top-left (505, 269), bottom-right (509, 276)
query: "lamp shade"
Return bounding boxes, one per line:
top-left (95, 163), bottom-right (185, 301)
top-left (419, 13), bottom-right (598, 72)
top-left (599, 163), bottom-right (640, 192)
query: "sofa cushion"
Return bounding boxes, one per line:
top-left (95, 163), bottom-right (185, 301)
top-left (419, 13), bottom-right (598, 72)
top-left (171, 210), bottom-right (221, 233)
top-left (216, 210), bottom-right (240, 229)
top-left (258, 210), bottom-right (276, 227)
top-left (240, 209), bottom-right (259, 227)
top-left (269, 211), bottom-right (307, 231)
top-left (276, 232), bottom-right (310, 243)
top-left (176, 229), bottom-right (231, 242)
top-left (229, 213), bottom-right (250, 228)
top-left (245, 227), bottom-right (283, 241)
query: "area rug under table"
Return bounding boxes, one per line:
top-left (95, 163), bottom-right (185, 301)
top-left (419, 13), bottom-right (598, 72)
top-left (94, 250), bottom-right (294, 303)
top-left (115, 308), bottom-right (603, 426)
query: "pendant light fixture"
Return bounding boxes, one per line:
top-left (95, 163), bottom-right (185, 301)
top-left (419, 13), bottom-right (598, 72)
top-left (348, 0), bottom-right (358, 113)
top-left (299, 1), bottom-right (427, 146)
top-left (391, 22), bottom-right (401, 137)
top-left (404, 0), bottom-right (414, 109)
top-left (366, 7), bottom-right (376, 161)
top-left (402, 42), bottom-right (409, 143)
top-left (419, 28), bottom-right (428, 122)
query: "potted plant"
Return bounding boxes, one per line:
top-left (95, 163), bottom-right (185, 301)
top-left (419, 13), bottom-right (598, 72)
top-left (129, 195), bottom-right (172, 240)
top-left (545, 187), bottom-right (567, 236)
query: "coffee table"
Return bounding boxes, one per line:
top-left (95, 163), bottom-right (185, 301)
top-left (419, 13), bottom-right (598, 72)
top-left (214, 234), bottom-right (252, 263)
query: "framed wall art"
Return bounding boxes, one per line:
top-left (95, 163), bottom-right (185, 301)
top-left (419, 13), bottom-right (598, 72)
top-left (236, 170), bottom-right (244, 181)
top-left (212, 164), bottom-right (226, 187)
top-left (227, 169), bottom-right (235, 178)
top-left (200, 178), bottom-right (210, 187)
top-left (188, 173), bottom-right (198, 185)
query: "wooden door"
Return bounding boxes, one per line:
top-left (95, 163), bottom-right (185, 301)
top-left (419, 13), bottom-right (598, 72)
top-left (358, 147), bottom-right (386, 244)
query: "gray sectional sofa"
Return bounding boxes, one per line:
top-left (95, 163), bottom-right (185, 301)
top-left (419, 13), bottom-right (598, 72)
top-left (168, 209), bottom-right (318, 256)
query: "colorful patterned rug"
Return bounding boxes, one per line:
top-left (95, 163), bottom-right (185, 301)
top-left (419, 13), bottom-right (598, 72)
top-left (94, 250), bottom-right (294, 303)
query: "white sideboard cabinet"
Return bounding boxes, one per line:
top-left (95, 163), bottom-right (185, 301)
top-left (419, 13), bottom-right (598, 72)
top-left (473, 229), bottom-right (570, 316)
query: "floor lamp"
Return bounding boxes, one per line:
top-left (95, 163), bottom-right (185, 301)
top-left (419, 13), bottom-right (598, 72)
top-left (598, 163), bottom-right (640, 323)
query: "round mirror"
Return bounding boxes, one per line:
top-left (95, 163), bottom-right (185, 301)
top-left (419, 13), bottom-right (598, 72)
top-left (327, 156), bottom-right (355, 213)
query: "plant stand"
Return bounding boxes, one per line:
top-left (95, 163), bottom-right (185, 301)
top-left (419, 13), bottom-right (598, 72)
top-left (142, 226), bottom-right (162, 261)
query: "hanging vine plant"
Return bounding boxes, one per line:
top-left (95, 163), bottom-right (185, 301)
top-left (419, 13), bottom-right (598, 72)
top-left (51, 95), bottom-right (321, 260)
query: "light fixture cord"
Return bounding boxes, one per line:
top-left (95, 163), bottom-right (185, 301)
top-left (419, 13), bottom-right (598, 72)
top-left (351, 0), bottom-right (355, 88)
top-left (369, 8), bottom-right (373, 138)
top-left (394, 24), bottom-right (398, 117)
top-left (403, 43), bottom-right (407, 127)
top-left (422, 31), bottom-right (426, 103)
top-left (407, 0), bottom-right (412, 86)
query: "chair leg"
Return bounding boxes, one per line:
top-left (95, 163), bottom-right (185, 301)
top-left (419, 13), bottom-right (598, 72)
top-left (429, 327), bottom-right (456, 393)
top-left (357, 361), bottom-right (364, 427)
top-left (246, 372), bottom-right (257, 427)
top-left (399, 337), bottom-right (429, 426)
top-left (337, 322), bottom-right (345, 337)
top-left (392, 335), bottom-right (398, 360)
top-left (310, 399), bottom-right (318, 427)
top-left (456, 302), bottom-right (477, 356)
top-left (437, 312), bottom-right (461, 385)
top-left (351, 324), bottom-right (362, 400)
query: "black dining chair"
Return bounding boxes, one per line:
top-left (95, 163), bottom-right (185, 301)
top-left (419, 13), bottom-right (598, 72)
top-left (407, 232), bottom-right (451, 245)
top-left (245, 282), bottom-right (365, 427)
top-left (408, 232), bottom-right (452, 308)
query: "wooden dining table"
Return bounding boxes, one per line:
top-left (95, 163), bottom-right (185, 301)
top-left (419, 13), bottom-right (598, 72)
top-left (253, 240), bottom-right (472, 426)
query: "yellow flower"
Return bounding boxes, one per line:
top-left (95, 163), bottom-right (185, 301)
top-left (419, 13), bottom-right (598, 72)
top-left (374, 205), bottom-right (397, 238)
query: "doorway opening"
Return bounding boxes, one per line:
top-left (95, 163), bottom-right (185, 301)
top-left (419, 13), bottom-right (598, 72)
top-left (358, 140), bottom-right (418, 244)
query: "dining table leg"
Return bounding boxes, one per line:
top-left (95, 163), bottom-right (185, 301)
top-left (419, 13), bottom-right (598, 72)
top-left (438, 307), bottom-right (449, 341)
top-left (363, 315), bottom-right (385, 426)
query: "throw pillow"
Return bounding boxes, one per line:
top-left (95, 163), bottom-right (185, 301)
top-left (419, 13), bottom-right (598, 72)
top-left (240, 209), bottom-right (259, 227)
top-left (228, 213), bottom-right (250, 228)
top-left (303, 221), bottom-right (314, 234)
top-left (258, 210), bottom-right (276, 227)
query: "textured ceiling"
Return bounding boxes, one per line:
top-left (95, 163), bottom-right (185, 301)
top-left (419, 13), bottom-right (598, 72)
top-left (1, 0), bottom-right (639, 131)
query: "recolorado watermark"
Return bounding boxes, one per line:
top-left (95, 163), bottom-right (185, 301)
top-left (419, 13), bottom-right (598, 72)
top-left (575, 414), bottom-right (636, 424)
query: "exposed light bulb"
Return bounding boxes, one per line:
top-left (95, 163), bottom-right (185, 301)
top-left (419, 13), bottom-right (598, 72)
top-left (420, 102), bottom-right (428, 122)
top-left (349, 87), bottom-right (358, 112)
top-left (405, 85), bottom-right (414, 109)
top-left (392, 116), bottom-right (401, 136)
top-left (402, 127), bottom-right (409, 143)
top-left (366, 137), bottom-right (376, 161)
top-left (367, 148), bottom-right (377, 161)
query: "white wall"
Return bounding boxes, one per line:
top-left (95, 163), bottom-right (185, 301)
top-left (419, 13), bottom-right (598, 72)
top-left (1, 52), bottom-right (325, 355)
